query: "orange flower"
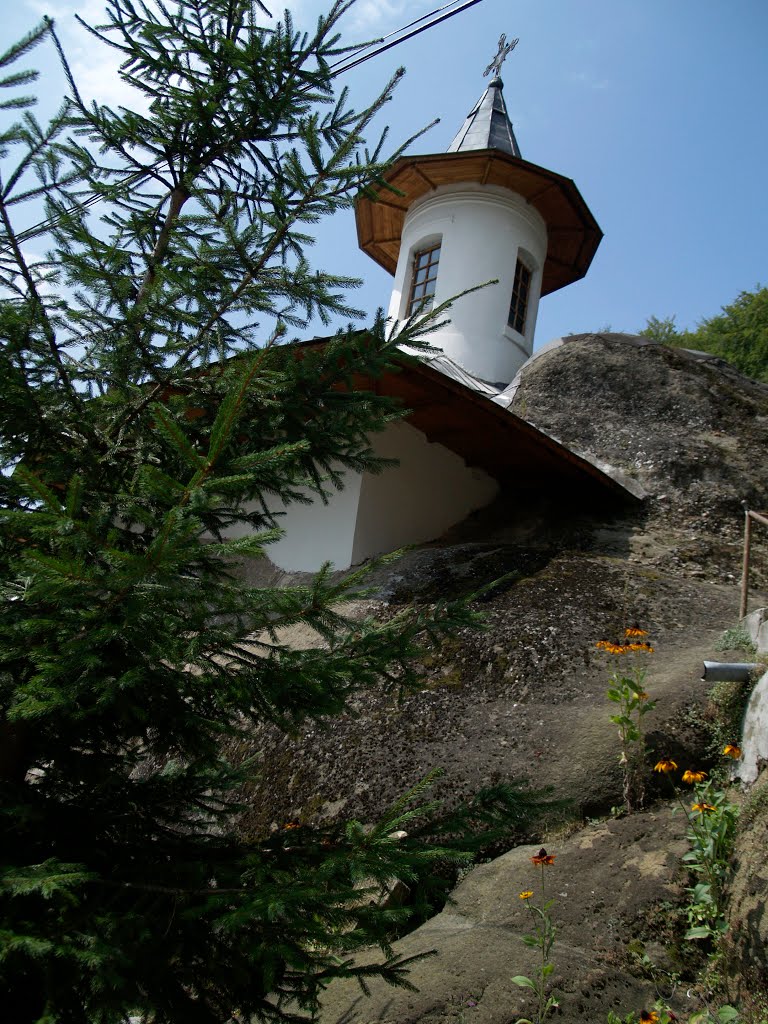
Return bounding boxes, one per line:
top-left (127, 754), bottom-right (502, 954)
top-left (596, 637), bottom-right (653, 654)
top-left (682, 769), bottom-right (707, 785)
top-left (282, 821), bottom-right (301, 830)
top-left (625, 627), bottom-right (649, 638)
top-left (637, 691), bottom-right (650, 701)
top-left (692, 802), bottom-right (716, 814)
top-left (531, 848), bottom-right (555, 866)
top-left (519, 890), bottom-right (534, 900)
top-left (639, 1012), bottom-right (660, 1024)
top-left (723, 744), bottom-right (742, 760)
top-left (653, 759), bottom-right (677, 774)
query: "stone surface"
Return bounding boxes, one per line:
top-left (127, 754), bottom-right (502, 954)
top-left (317, 808), bottom-right (691, 1024)
top-left (728, 769), bottom-right (768, 1002)
top-left (230, 334), bottom-right (768, 1020)
top-left (512, 333), bottom-right (768, 588)
top-left (738, 669), bottom-right (768, 785)
top-left (744, 607), bottom-right (768, 654)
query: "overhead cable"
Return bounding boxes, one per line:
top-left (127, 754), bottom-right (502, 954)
top-left (6, 0), bottom-right (488, 249)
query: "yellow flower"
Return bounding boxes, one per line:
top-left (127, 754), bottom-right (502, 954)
top-left (519, 890), bottom-right (534, 900)
top-left (723, 744), bottom-right (742, 760)
top-left (637, 691), bottom-right (650, 701)
top-left (625, 627), bottom-right (649, 638)
top-left (639, 1012), bottom-right (660, 1024)
top-left (682, 769), bottom-right (707, 785)
top-left (692, 802), bottom-right (716, 814)
top-left (653, 759), bottom-right (677, 774)
top-left (628, 642), bottom-right (654, 653)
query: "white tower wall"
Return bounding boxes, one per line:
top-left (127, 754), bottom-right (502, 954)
top-left (388, 184), bottom-right (547, 385)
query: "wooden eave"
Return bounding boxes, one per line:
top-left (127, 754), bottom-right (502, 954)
top-left (355, 150), bottom-right (603, 297)
top-left (292, 338), bottom-right (636, 503)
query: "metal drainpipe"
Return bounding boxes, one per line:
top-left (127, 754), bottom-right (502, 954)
top-left (702, 661), bottom-right (761, 683)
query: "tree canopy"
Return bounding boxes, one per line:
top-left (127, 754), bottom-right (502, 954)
top-left (0, 4), bottom-right (538, 1021)
top-left (640, 286), bottom-right (768, 383)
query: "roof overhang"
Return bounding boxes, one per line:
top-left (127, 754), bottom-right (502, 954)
top-left (297, 338), bottom-right (640, 505)
top-left (355, 150), bottom-right (603, 296)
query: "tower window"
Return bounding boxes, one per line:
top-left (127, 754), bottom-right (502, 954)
top-left (508, 258), bottom-right (532, 335)
top-left (406, 242), bottom-right (441, 317)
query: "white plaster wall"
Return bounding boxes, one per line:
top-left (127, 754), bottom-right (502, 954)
top-left (227, 466), bottom-right (363, 572)
top-left (737, 668), bottom-right (768, 785)
top-left (351, 420), bottom-right (499, 564)
top-left (388, 184), bottom-right (548, 385)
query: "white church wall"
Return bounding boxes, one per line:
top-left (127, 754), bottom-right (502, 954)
top-left (350, 419), bottom-right (498, 564)
top-left (388, 183), bottom-right (548, 386)
top-left (226, 421), bottom-right (498, 573)
top-left (228, 465), bottom-right (364, 573)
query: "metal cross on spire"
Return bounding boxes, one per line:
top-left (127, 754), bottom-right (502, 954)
top-left (483, 33), bottom-right (518, 78)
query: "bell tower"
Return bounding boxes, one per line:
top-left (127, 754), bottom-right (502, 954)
top-left (355, 37), bottom-right (603, 386)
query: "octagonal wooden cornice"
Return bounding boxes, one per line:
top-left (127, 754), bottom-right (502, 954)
top-left (355, 149), bottom-right (603, 296)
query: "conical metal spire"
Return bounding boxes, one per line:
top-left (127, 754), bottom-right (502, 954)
top-left (447, 76), bottom-right (521, 157)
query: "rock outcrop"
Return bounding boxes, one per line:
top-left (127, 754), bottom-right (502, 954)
top-left (235, 335), bottom-right (768, 1021)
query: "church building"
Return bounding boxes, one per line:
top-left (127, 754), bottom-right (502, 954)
top-left (241, 42), bottom-right (639, 573)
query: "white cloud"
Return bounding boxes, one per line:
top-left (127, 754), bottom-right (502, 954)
top-left (19, 0), bottom-right (428, 110)
top-left (20, 0), bottom-right (147, 110)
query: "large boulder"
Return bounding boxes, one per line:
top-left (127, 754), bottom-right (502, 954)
top-left (317, 807), bottom-right (692, 1024)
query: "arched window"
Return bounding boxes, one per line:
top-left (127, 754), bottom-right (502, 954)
top-left (508, 257), bottom-right (532, 335)
top-left (406, 242), bottom-right (441, 317)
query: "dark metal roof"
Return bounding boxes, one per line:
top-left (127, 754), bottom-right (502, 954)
top-left (447, 76), bottom-right (521, 157)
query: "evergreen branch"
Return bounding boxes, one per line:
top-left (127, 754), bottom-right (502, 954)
top-left (0, 192), bottom-right (86, 421)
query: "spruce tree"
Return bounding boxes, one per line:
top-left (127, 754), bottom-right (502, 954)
top-left (0, 4), bottom-right (539, 1021)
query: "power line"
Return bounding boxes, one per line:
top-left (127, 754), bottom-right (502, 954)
top-left (329, 0), bottom-right (485, 74)
top-left (6, 0), bottom-right (487, 250)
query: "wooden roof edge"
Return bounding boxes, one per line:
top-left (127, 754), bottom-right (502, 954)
top-left (279, 335), bottom-right (642, 503)
top-left (364, 149), bottom-right (603, 236)
top-left (394, 353), bottom-right (643, 502)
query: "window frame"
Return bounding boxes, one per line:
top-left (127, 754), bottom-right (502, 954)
top-left (406, 241), bottom-right (441, 318)
top-left (508, 257), bottom-right (533, 336)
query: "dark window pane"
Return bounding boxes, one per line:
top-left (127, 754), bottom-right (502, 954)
top-left (508, 259), bottom-right (532, 334)
top-left (408, 243), bottom-right (441, 317)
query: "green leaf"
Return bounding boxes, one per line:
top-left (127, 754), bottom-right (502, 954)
top-left (511, 976), bottom-right (536, 990)
top-left (684, 925), bottom-right (714, 940)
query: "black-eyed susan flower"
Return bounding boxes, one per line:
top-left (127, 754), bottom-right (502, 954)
top-left (653, 758), bottom-right (677, 774)
top-left (625, 627), bottom-right (649, 638)
top-left (682, 769), bottom-right (707, 785)
top-left (596, 640), bottom-right (628, 654)
top-left (723, 744), bottom-right (742, 759)
top-left (519, 890), bottom-right (533, 900)
top-left (639, 1012), bottom-right (660, 1024)
top-left (531, 848), bottom-right (555, 866)
top-left (691, 802), bottom-right (716, 814)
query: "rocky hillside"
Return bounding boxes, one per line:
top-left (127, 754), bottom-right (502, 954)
top-left (236, 335), bottom-right (768, 1022)
top-left (513, 332), bottom-right (768, 585)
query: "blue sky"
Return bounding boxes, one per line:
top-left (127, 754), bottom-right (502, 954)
top-left (5, 0), bottom-right (768, 348)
